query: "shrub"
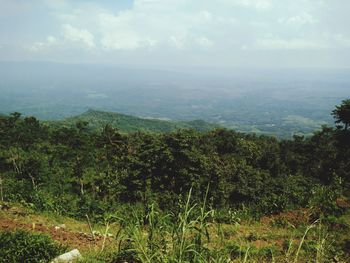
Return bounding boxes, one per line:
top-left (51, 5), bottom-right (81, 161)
top-left (0, 230), bottom-right (66, 263)
top-left (309, 177), bottom-right (344, 218)
top-left (111, 250), bottom-right (141, 263)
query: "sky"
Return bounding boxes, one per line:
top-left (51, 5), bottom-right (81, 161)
top-left (0, 0), bottom-right (349, 69)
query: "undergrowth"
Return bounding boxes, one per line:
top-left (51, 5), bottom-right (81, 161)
top-left (0, 230), bottom-right (67, 263)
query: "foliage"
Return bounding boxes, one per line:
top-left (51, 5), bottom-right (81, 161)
top-left (108, 189), bottom-right (348, 263)
top-left (0, 230), bottom-right (66, 263)
top-left (309, 176), bottom-right (344, 218)
top-left (0, 101), bottom-right (349, 222)
top-left (332, 99), bottom-right (350, 131)
top-left (48, 109), bottom-right (218, 133)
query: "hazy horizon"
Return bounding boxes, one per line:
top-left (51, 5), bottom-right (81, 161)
top-left (1, 1), bottom-right (349, 137)
top-left (0, 60), bottom-right (348, 138)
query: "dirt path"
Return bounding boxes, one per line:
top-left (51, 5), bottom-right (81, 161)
top-left (0, 204), bottom-right (114, 252)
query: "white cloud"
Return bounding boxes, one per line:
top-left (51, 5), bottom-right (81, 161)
top-left (29, 36), bottom-right (57, 52)
top-left (218, 17), bottom-right (237, 25)
top-left (196, 10), bottom-right (212, 23)
top-left (231, 0), bottom-right (272, 10)
top-left (98, 12), bottom-right (154, 50)
top-left (37, 0), bottom-right (342, 54)
top-left (29, 42), bottom-right (47, 52)
top-left (101, 32), bottom-right (142, 50)
top-left (168, 35), bottom-right (187, 49)
top-left (9, 0), bottom-right (350, 67)
top-left (279, 12), bottom-right (317, 26)
top-left (47, 36), bottom-right (57, 44)
top-left (333, 34), bottom-right (350, 48)
top-left (94, 5), bottom-right (215, 51)
top-left (195, 37), bottom-right (214, 48)
top-left (62, 24), bottom-right (95, 48)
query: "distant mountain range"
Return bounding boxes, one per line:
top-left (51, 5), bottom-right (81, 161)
top-left (47, 109), bottom-right (219, 133)
top-left (1, 61), bottom-right (348, 138)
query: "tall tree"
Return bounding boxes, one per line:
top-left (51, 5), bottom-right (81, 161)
top-left (332, 99), bottom-right (350, 131)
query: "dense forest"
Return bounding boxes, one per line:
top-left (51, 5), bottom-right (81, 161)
top-left (1, 100), bottom-right (349, 216)
top-left (0, 100), bottom-right (350, 262)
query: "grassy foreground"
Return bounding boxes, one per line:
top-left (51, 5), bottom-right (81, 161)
top-left (1, 191), bottom-right (350, 263)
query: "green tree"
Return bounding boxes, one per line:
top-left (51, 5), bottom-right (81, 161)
top-left (332, 99), bottom-right (350, 130)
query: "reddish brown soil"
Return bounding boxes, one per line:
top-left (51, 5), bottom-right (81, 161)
top-left (0, 217), bottom-right (111, 250)
top-left (0, 204), bottom-right (113, 251)
top-left (260, 208), bottom-right (312, 227)
top-left (337, 198), bottom-right (350, 208)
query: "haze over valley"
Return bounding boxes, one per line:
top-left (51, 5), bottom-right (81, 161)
top-left (1, 61), bottom-right (349, 138)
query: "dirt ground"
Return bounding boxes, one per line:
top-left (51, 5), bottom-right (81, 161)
top-left (0, 203), bottom-right (114, 252)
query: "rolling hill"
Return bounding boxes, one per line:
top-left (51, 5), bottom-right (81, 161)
top-left (47, 109), bottom-right (218, 133)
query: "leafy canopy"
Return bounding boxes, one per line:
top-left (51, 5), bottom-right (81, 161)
top-left (332, 99), bottom-right (350, 130)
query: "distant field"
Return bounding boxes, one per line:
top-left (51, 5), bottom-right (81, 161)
top-left (1, 61), bottom-right (349, 138)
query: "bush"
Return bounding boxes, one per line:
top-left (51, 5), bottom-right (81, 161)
top-left (0, 230), bottom-right (66, 263)
top-left (309, 177), bottom-right (344, 218)
top-left (111, 250), bottom-right (141, 263)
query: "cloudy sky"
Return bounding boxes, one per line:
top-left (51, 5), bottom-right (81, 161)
top-left (0, 0), bottom-right (349, 68)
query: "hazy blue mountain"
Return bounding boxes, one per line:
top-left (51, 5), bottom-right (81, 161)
top-left (1, 61), bottom-right (349, 138)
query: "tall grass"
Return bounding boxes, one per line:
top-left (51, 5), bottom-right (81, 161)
top-left (293, 220), bottom-right (317, 263)
top-left (282, 219), bottom-right (332, 263)
top-left (111, 189), bottom-right (334, 263)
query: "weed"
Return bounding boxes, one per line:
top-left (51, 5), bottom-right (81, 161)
top-left (0, 230), bottom-right (66, 263)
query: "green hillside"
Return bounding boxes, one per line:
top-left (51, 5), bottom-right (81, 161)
top-left (1, 100), bottom-right (350, 262)
top-left (47, 109), bottom-right (218, 133)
